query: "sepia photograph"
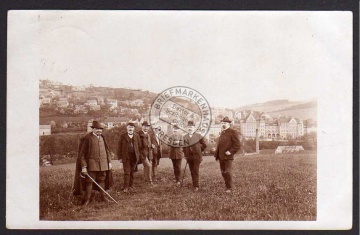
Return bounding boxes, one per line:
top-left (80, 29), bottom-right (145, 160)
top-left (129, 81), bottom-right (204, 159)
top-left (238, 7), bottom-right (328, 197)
top-left (7, 9), bottom-right (353, 230)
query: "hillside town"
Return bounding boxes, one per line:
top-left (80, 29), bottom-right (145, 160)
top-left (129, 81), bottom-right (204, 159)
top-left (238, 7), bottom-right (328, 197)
top-left (39, 80), bottom-right (317, 144)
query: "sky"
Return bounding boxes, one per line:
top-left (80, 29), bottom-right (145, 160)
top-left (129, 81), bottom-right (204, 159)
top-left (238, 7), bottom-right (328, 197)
top-left (30, 11), bottom-right (352, 108)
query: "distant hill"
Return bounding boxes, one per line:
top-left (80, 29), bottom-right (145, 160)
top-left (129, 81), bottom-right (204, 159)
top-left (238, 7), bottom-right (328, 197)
top-left (235, 99), bottom-right (317, 120)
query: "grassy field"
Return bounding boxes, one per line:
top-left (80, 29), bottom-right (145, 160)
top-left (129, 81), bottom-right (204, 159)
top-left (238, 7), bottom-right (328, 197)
top-left (40, 151), bottom-right (316, 221)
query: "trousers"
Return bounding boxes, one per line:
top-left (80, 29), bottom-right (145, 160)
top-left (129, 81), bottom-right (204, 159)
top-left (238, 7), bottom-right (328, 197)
top-left (151, 155), bottom-right (159, 178)
top-left (84, 171), bottom-right (107, 201)
top-left (171, 159), bottom-right (182, 182)
top-left (122, 153), bottom-right (137, 189)
top-left (219, 159), bottom-right (233, 190)
top-left (141, 157), bottom-right (152, 182)
top-left (187, 158), bottom-right (201, 187)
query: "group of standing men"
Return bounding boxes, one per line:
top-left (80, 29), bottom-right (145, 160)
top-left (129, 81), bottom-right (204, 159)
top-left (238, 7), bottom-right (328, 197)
top-left (117, 120), bottom-right (162, 192)
top-left (75, 116), bottom-right (241, 206)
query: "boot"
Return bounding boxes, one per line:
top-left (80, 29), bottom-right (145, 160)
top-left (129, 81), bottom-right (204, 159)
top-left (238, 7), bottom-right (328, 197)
top-left (89, 191), bottom-right (95, 203)
top-left (82, 183), bottom-right (92, 207)
top-left (99, 182), bottom-right (109, 203)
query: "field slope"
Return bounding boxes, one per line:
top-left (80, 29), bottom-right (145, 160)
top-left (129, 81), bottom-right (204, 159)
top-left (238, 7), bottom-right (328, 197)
top-left (40, 151), bottom-right (316, 221)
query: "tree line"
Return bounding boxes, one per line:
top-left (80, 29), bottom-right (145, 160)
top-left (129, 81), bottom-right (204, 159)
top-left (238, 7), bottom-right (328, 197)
top-left (40, 127), bottom-right (316, 165)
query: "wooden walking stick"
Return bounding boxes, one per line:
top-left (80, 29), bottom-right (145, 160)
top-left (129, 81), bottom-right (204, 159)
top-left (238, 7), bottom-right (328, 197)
top-left (85, 173), bottom-right (118, 204)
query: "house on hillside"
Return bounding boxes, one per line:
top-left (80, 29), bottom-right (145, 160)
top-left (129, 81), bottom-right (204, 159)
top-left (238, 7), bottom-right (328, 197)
top-left (119, 100), bottom-right (130, 106)
top-left (129, 99), bottom-right (144, 107)
top-left (41, 97), bottom-right (52, 105)
top-left (106, 99), bottom-right (118, 109)
top-left (74, 104), bottom-right (88, 114)
top-left (57, 100), bottom-right (69, 108)
top-left (86, 99), bottom-right (98, 106)
top-left (103, 117), bottom-right (129, 129)
top-left (234, 111), bottom-right (242, 119)
top-left (72, 86), bottom-right (86, 91)
top-left (39, 125), bottom-right (51, 136)
top-left (97, 97), bottom-right (105, 105)
top-left (90, 105), bottom-right (101, 111)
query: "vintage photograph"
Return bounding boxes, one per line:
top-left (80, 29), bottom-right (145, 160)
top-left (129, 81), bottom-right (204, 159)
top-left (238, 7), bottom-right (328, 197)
top-left (7, 10), bottom-right (353, 229)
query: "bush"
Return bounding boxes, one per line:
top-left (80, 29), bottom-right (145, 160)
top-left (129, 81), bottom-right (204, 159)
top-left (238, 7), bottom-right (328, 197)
top-left (40, 134), bottom-right (83, 165)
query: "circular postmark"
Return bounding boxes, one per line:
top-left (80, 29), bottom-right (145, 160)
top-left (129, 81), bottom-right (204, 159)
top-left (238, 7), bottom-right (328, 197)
top-left (149, 86), bottom-right (212, 148)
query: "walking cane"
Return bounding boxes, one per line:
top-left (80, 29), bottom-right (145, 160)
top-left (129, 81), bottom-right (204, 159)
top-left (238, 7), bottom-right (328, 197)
top-left (180, 160), bottom-right (188, 188)
top-left (84, 173), bottom-right (118, 204)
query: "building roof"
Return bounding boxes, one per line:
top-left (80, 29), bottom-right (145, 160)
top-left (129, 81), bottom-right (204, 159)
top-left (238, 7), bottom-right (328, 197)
top-left (277, 117), bottom-right (291, 124)
top-left (39, 125), bottom-right (51, 129)
top-left (294, 118), bottom-right (303, 124)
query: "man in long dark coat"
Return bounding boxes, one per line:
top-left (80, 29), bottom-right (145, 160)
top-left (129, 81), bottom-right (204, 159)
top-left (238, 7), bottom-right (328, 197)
top-left (214, 116), bottom-right (241, 193)
top-left (183, 121), bottom-right (207, 191)
top-left (73, 120), bottom-right (114, 206)
top-left (117, 121), bottom-right (140, 193)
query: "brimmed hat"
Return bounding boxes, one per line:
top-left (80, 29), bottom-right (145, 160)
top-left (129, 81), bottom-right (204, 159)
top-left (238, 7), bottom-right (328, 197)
top-left (127, 121), bottom-right (136, 127)
top-left (187, 120), bottom-right (195, 126)
top-left (141, 121), bottom-right (151, 126)
top-left (91, 120), bottom-right (104, 129)
top-left (220, 116), bottom-right (232, 123)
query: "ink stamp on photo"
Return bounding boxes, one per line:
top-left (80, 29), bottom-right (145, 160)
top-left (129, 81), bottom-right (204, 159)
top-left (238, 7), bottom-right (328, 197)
top-left (149, 86), bottom-right (212, 147)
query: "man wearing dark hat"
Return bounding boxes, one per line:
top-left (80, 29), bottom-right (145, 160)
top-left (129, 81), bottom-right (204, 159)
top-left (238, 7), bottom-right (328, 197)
top-left (138, 121), bottom-right (154, 185)
top-left (77, 120), bottom-right (113, 206)
top-left (117, 121), bottom-right (141, 193)
top-left (214, 116), bottom-right (241, 193)
top-left (169, 124), bottom-right (185, 186)
top-left (150, 125), bottom-right (163, 180)
top-left (183, 121), bottom-right (207, 191)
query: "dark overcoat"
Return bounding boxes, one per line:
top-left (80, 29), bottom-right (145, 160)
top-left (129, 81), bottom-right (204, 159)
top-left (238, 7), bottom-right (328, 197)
top-left (138, 131), bottom-right (154, 161)
top-left (73, 134), bottom-right (114, 195)
top-left (214, 128), bottom-right (241, 161)
top-left (117, 132), bottom-right (140, 163)
top-left (183, 133), bottom-right (207, 161)
top-left (169, 133), bottom-right (184, 159)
